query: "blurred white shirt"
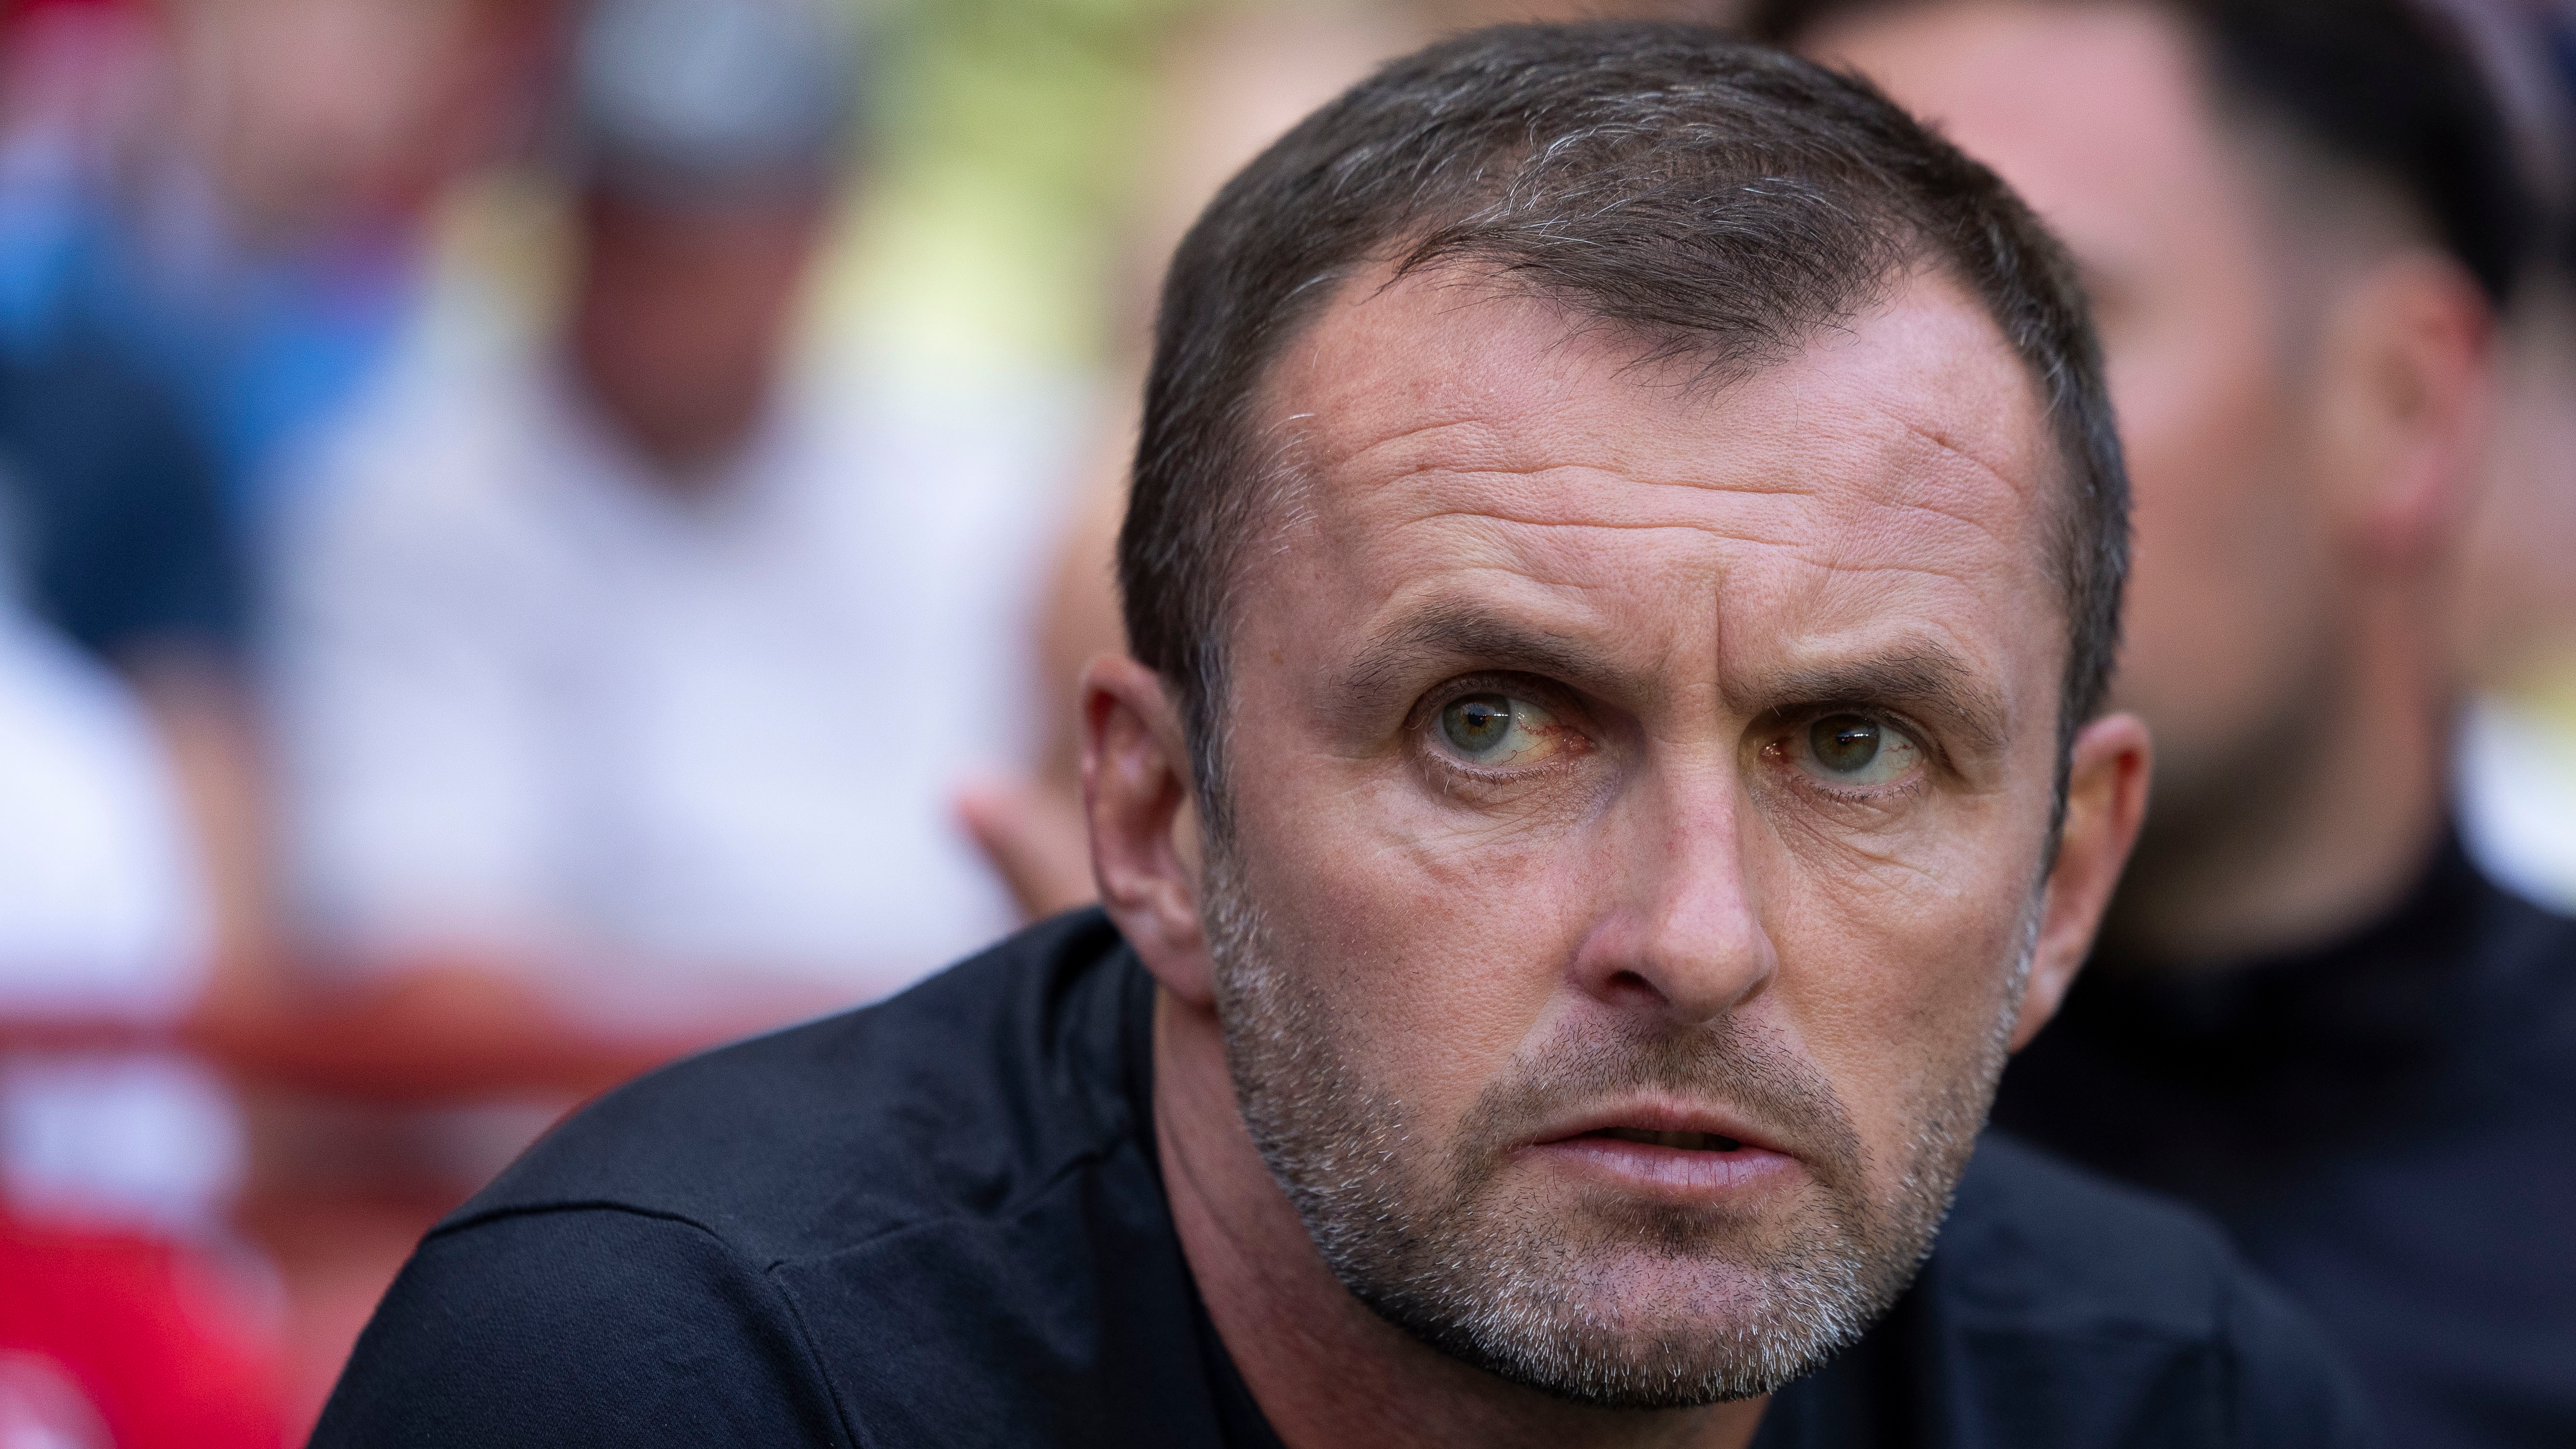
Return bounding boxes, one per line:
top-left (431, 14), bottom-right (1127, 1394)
top-left (2457, 691), bottom-right (2576, 915)
top-left (0, 607), bottom-right (207, 1018)
top-left (0, 598), bottom-right (237, 1232)
top-left (270, 340), bottom-right (1079, 1026)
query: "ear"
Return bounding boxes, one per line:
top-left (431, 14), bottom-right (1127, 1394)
top-left (2312, 254), bottom-right (2495, 570)
top-left (2008, 712), bottom-right (2153, 1052)
top-left (1080, 654), bottom-right (1217, 1007)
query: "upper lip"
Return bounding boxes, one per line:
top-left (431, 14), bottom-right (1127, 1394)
top-left (1522, 1097), bottom-right (1795, 1160)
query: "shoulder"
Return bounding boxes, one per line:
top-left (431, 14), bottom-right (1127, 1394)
top-left (318, 912), bottom-right (1222, 1447)
top-left (2472, 870), bottom-right (2576, 1035)
top-left (310, 1203), bottom-right (851, 1447)
top-left (1939, 1132), bottom-right (2243, 1329)
top-left (445, 909), bottom-right (1141, 1263)
top-left (1919, 1135), bottom-right (2377, 1446)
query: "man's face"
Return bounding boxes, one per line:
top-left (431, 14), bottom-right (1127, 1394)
top-left (1201, 265), bottom-right (2074, 1404)
top-left (1802, 0), bottom-right (2340, 828)
top-left (569, 193), bottom-right (826, 469)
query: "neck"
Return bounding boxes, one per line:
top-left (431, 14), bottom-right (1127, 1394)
top-left (1152, 992), bottom-right (1766, 1449)
top-left (2103, 586), bottom-right (2449, 971)
top-left (563, 336), bottom-right (776, 490)
top-left (583, 381), bottom-right (768, 488)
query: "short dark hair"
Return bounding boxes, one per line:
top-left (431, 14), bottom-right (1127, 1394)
top-left (1741, 0), bottom-right (2534, 306)
top-left (1118, 24), bottom-right (2126, 822)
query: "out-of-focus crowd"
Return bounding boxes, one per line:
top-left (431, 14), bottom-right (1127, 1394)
top-left (0, 0), bottom-right (2571, 1442)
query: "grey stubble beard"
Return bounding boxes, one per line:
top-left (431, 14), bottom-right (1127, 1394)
top-left (1197, 839), bottom-right (2036, 1409)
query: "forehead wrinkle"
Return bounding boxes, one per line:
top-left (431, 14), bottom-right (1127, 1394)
top-left (1872, 418), bottom-right (2053, 583)
top-left (1892, 415), bottom-right (2041, 513)
top-left (1372, 502), bottom-right (2009, 611)
top-left (1339, 457), bottom-right (1830, 559)
top-left (1326, 412), bottom-right (1830, 503)
top-left (1387, 507), bottom-right (1808, 552)
top-left (1330, 410), bottom-right (2028, 565)
top-left (1304, 412), bottom-right (1505, 484)
top-left (1294, 360), bottom-right (2039, 588)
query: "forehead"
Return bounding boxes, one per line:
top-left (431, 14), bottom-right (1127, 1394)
top-left (1251, 264), bottom-right (2061, 685)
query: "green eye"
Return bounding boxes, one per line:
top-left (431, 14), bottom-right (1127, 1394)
top-left (1798, 713), bottom-right (1920, 786)
top-left (1432, 691), bottom-right (1570, 769)
top-left (1811, 716), bottom-right (1881, 773)
top-left (1442, 695), bottom-right (1517, 757)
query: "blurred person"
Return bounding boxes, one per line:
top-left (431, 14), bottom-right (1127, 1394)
top-left (1746, 0), bottom-right (2576, 1440)
top-left (0, 0), bottom-right (546, 504)
top-left (253, 0), bottom-right (1062, 1413)
top-left (2451, 0), bottom-right (2576, 912)
top-left (0, 332), bottom-right (238, 681)
top-left (0, 234), bottom-right (285, 1445)
top-left (316, 28), bottom-right (2374, 1448)
top-left (0, 574), bottom-right (282, 1446)
top-left (270, 0), bottom-right (1078, 1043)
top-left (2452, 264), bottom-right (2576, 913)
top-left (0, 0), bottom-right (553, 1005)
top-left (0, 41), bottom-right (297, 1432)
top-left (0, 1), bottom-right (273, 994)
top-left (0, 577), bottom-right (230, 1249)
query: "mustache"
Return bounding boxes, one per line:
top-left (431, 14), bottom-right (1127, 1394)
top-left (1454, 1013), bottom-right (1869, 1190)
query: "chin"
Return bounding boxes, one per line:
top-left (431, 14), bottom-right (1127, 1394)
top-left (1346, 1213), bottom-right (1881, 1410)
top-left (1374, 1267), bottom-right (1856, 1410)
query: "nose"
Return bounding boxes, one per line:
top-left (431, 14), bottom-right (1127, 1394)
top-left (1568, 770), bottom-right (1778, 1027)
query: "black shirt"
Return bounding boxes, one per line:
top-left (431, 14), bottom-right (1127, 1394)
top-left (315, 911), bottom-right (2374, 1448)
top-left (1994, 840), bottom-right (2576, 1448)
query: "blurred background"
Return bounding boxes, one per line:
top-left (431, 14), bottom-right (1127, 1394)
top-left (0, 0), bottom-right (2566, 1442)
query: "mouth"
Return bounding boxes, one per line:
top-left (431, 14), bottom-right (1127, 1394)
top-left (1517, 1104), bottom-right (1800, 1199)
top-left (1531, 1100), bottom-right (1783, 1158)
top-left (1589, 1126), bottom-right (1744, 1153)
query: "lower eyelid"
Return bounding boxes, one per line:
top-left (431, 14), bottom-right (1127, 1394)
top-left (1425, 728), bottom-right (1587, 777)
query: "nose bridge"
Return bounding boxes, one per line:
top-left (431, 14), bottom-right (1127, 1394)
top-left (1574, 754), bottom-right (1778, 1025)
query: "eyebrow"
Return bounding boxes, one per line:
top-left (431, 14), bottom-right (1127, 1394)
top-left (1745, 647), bottom-right (2011, 759)
top-left (1341, 599), bottom-right (1637, 714)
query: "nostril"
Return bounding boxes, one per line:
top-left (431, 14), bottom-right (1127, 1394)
top-left (1571, 909), bottom-right (1778, 1023)
top-left (1599, 968), bottom-right (1666, 1005)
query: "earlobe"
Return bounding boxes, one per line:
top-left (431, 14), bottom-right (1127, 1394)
top-left (1079, 655), bottom-right (1219, 1006)
top-left (2008, 712), bottom-right (2152, 1052)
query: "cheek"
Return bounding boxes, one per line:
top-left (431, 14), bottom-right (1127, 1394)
top-left (2105, 309), bottom-right (2337, 763)
top-left (1753, 835), bottom-right (2031, 1177)
top-left (1228, 765), bottom-right (1593, 1128)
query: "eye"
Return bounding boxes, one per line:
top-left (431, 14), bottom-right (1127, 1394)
top-left (1433, 692), bottom-right (1570, 770)
top-left (1793, 713), bottom-right (1922, 787)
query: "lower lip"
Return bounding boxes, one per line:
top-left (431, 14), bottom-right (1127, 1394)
top-left (1520, 1135), bottom-right (1803, 1198)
